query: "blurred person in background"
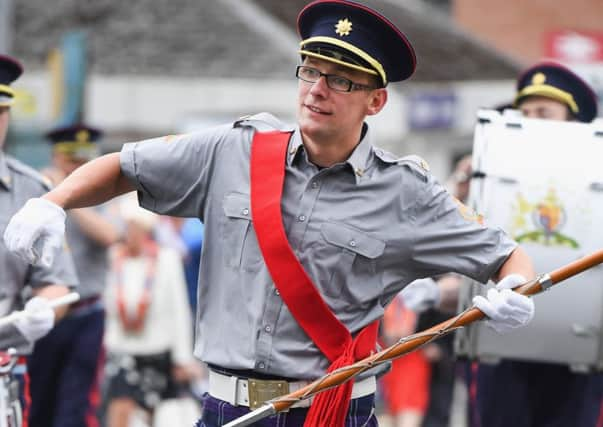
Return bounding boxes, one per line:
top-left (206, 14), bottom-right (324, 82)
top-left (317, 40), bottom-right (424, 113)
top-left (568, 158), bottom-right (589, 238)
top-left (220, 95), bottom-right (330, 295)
top-left (103, 195), bottom-right (196, 427)
top-left (3, 1), bottom-right (538, 426)
top-left (0, 53), bottom-right (78, 425)
top-left (393, 153), bottom-right (472, 427)
top-left (27, 124), bottom-right (120, 427)
top-left (179, 218), bottom-right (204, 314)
top-left (408, 61), bottom-right (602, 427)
top-left (154, 216), bottom-right (188, 261)
top-left (176, 217), bottom-right (207, 403)
top-left (148, 214), bottom-right (208, 402)
top-left (446, 154), bottom-right (472, 204)
top-left (379, 293), bottom-right (430, 427)
top-left (467, 61), bottom-right (602, 427)
top-left (154, 216), bottom-right (204, 313)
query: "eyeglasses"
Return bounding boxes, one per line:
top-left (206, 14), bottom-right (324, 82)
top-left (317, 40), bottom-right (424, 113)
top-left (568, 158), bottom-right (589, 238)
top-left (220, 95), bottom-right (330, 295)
top-left (295, 65), bottom-right (375, 93)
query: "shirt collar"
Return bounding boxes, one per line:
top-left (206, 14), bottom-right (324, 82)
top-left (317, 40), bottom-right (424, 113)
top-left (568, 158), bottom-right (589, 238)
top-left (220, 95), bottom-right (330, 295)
top-left (0, 152), bottom-right (11, 190)
top-left (286, 129), bottom-right (305, 166)
top-left (288, 123), bottom-right (374, 184)
top-left (345, 123), bottom-right (372, 183)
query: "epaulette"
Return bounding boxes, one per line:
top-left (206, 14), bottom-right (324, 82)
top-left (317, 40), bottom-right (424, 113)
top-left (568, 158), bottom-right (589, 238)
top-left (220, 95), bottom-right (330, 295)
top-left (396, 155), bottom-right (430, 182)
top-left (233, 112), bottom-right (295, 133)
top-left (5, 156), bottom-right (53, 190)
top-left (373, 149), bottom-right (430, 182)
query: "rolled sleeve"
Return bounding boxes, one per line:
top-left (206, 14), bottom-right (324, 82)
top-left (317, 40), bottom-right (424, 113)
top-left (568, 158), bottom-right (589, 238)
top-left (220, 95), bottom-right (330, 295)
top-left (120, 124), bottom-right (233, 218)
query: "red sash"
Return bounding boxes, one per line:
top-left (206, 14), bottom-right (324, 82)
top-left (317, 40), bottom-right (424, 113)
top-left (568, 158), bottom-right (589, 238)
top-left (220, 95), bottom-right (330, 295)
top-left (250, 131), bottom-right (378, 427)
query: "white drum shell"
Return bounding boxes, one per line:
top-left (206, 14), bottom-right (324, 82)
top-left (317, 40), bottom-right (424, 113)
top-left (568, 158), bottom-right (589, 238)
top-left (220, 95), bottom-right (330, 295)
top-left (454, 109), bottom-right (603, 371)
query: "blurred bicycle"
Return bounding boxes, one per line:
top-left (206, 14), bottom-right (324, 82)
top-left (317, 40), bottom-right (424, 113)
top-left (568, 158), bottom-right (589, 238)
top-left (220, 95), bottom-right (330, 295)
top-left (0, 348), bottom-right (22, 427)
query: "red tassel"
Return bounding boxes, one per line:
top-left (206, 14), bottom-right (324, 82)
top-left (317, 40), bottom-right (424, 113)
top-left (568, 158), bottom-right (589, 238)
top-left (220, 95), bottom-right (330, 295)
top-left (303, 322), bottom-right (379, 426)
top-left (303, 348), bottom-right (354, 427)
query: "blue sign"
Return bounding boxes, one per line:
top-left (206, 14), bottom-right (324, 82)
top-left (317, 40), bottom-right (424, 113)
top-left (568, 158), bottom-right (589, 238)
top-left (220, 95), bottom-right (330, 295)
top-left (408, 92), bottom-right (456, 130)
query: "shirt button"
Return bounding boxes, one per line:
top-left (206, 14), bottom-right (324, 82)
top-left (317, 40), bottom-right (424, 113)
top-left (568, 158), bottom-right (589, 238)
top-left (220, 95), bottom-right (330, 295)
top-left (242, 208), bottom-right (249, 216)
top-left (349, 240), bottom-right (357, 247)
top-left (264, 325), bottom-right (272, 333)
top-left (274, 288), bottom-right (280, 296)
top-left (311, 181), bottom-right (319, 189)
top-left (258, 362), bottom-right (266, 369)
top-left (298, 215), bottom-right (306, 222)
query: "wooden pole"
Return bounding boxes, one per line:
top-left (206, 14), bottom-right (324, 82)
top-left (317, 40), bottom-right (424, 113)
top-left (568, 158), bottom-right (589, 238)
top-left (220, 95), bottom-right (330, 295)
top-left (224, 250), bottom-right (603, 426)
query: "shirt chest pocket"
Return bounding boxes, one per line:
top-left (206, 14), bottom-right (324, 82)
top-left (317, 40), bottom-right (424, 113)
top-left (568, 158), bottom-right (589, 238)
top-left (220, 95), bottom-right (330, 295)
top-left (221, 193), bottom-right (263, 272)
top-left (316, 222), bottom-right (386, 302)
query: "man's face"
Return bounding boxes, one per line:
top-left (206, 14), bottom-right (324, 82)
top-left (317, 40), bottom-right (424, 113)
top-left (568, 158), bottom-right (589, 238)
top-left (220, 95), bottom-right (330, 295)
top-left (519, 96), bottom-right (572, 121)
top-left (0, 106), bottom-right (10, 150)
top-left (296, 57), bottom-right (386, 142)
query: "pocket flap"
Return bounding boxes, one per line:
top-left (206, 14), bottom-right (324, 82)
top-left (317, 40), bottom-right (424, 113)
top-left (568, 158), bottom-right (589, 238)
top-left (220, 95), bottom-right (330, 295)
top-left (321, 222), bottom-right (385, 259)
top-left (223, 193), bottom-right (252, 220)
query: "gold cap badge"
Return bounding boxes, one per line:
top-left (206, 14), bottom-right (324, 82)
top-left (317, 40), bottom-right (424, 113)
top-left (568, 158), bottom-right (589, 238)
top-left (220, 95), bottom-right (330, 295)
top-left (75, 129), bottom-right (90, 143)
top-left (532, 72), bottom-right (546, 85)
top-left (335, 18), bottom-right (352, 37)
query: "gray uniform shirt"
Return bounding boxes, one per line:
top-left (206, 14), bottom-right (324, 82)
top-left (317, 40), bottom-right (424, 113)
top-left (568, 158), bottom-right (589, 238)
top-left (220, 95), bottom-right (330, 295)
top-left (0, 153), bottom-right (79, 351)
top-left (65, 205), bottom-right (112, 299)
top-left (120, 113), bottom-right (516, 379)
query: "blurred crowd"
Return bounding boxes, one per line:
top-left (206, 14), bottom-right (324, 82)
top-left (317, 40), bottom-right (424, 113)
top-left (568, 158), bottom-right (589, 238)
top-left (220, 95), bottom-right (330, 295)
top-left (55, 189), bottom-right (207, 427)
top-left (376, 155), bottom-right (471, 427)
top-left (38, 131), bottom-right (208, 427)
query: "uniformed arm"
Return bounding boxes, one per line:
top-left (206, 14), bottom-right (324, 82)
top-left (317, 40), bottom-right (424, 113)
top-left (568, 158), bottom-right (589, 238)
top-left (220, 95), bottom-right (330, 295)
top-left (5, 127), bottom-right (229, 266)
top-left (3, 153), bottom-right (131, 266)
top-left (472, 245), bottom-right (536, 334)
top-left (408, 172), bottom-right (536, 333)
top-left (44, 153), bottom-right (134, 210)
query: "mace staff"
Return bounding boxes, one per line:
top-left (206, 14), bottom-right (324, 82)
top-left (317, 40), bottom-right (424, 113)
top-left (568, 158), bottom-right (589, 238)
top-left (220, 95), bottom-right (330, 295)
top-left (223, 249), bottom-right (603, 427)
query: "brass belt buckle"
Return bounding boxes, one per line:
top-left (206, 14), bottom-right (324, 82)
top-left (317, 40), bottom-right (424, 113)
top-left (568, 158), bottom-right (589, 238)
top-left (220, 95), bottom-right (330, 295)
top-left (248, 378), bottom-right (290, 410)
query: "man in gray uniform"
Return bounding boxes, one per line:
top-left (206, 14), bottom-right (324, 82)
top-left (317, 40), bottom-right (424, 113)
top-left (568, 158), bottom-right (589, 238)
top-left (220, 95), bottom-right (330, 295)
top-left (3, 2), bottom-right (536, 426)
top-left (27, 124), bottom-right (120, 427)
top-left (0, 53), bottom-right (78, 419)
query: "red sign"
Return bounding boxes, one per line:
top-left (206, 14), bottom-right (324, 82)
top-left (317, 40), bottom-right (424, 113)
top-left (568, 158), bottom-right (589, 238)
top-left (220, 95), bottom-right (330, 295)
top-left (545, 30), bottom-right (603, 63)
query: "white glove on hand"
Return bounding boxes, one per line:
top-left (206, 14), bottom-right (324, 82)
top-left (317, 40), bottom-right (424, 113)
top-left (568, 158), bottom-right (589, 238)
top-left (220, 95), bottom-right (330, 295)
top-left (14, 297), bottom-right (56, 343)
top-left (472, 274), bottom-right (535, 334)
top-left (401, 278), bottom-right (440, 313)
top-left (3, 198), bottom-right (66, 267)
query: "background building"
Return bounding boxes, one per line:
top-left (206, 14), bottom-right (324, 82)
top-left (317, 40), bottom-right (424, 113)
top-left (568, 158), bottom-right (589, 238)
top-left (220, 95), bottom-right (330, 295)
top-left (2, 0), bottom-right (601, 180)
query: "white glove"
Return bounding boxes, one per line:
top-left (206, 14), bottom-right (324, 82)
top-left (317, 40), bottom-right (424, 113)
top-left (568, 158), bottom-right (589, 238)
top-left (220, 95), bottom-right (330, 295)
top-left (472, 274), bottom-right (535, 334)
top-left (14, 297), bottom-right (56, 343)
top-left (3, 198), bottom-right (66, 267)
top-left (401, 278), bottom-right (440, 313)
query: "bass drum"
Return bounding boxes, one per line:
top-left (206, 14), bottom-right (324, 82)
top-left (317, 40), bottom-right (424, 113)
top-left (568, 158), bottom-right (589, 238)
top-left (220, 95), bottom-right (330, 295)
top-left (454, 109), bottom-right (603, 372)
